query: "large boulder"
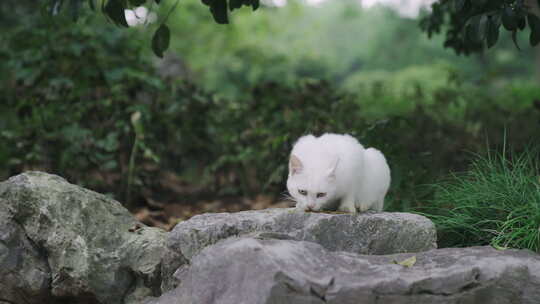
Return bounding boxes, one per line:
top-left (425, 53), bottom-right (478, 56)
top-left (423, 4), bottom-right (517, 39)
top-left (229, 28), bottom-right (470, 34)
top-left (161, 208), bottom-right (436, 291)
top-left (148, 237), bottom-right (540, 304)
top-left (0, 172), bottom-right (169, 304)
top-left (0, 198), bottom-right (51, 304)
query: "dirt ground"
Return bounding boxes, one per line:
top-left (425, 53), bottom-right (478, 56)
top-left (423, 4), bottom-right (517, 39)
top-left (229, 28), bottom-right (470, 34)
top-left (132, 170), bottom-right (292, 230)
top-left (133, 195), bottom-right (291, 231)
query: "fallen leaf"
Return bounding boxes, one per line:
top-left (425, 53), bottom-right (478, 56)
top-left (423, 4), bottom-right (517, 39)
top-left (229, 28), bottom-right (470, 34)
top-left (393, 255), bottom-right (416, 267)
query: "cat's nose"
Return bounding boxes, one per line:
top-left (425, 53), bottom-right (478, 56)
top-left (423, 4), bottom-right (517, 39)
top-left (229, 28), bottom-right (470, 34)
top-left (307, 203), bottom-right (316, 210)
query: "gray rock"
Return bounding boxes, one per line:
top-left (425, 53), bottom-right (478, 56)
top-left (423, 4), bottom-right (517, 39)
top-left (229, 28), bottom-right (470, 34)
top-left (0, 198), bottom-right (51, 304)
top-left (162, 208), bottom-right (436, 291)
top-left (148, 237), bottom-right (540, 304)
top-left (0, 172), bottom-right (169, 304)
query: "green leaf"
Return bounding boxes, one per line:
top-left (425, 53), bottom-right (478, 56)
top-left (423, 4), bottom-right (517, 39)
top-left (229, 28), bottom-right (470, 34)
top-left (470, 0), bottom-right (486, 9)
top-left (528, 14), bottom-right (540, 46)
top-left (511, 30), bottom-right (521, 50)
top-left (152, 24), bottom-right (170, 58)
top-left (486, 16), bottom-right (500, 48)
top-left (229, 0), bottom-right (242, 11)
top-left (517, 17), bottom-right (526, 30)
top-left (466, 15), bottom-right (484, 43)
top-left (502, 7), bottom-right (517, 31)
top-left (210, 0), bottom-right (229, 24)
top-left (465, 24), bottom-right (477, 43)
top-left (453, 0), bottom-right (465, 12)
top-left (105, 0), bottom-right (129, 27)
top-left (129, 0), bottom-right (147, 6)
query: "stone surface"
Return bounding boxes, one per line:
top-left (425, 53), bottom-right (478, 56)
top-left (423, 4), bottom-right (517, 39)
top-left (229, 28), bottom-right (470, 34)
top-left (0, 198), bottom-right (51, 304)
top-left (0, 172), bottom-right (169, 304)
top-left (161, 208), bottom-right (436, 291)
top-left (147, 237), bottom-right (540, 304)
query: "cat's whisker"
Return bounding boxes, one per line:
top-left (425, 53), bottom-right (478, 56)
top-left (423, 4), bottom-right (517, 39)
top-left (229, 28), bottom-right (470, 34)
top-left (282, 195), bottom-right (296, 202)
top-left (280, 192), bottom-right (293, 199)
top-left (279, 191), bottom-right (297, 206)
top-left (279, 190), bottom-right (292, 198)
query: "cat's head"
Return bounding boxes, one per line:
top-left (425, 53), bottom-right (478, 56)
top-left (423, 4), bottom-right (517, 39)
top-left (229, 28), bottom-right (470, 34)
top-left (286, 154), bottom-right (339, 211)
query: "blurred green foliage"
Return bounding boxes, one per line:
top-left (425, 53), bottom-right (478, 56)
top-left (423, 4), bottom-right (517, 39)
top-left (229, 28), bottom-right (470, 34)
top-left (1, 0), bottom-right (539, 215)
top-left (0, 10), bottom-right (162, 196)
top-left (166, 0), bottom-right (537, 99)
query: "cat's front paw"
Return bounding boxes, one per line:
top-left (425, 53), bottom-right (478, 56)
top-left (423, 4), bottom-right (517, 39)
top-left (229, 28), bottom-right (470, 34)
top-left (338, 204), bottom-right (357, 214)
top-left (357, 203), bottom-right (373, 213)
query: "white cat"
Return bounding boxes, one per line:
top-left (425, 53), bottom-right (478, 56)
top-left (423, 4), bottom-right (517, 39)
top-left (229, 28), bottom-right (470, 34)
top-left (286, 133), bottom-right (390, 213)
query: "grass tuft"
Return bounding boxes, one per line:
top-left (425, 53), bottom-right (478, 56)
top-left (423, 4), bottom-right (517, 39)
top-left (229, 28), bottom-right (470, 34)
top-left (418, 146), bottom-right (540, 252)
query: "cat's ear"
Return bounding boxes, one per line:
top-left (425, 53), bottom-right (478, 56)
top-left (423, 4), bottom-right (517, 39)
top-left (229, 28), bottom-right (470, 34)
top-left (289, 154), bottom-right (303, 175)
top-left (326, 157), bottom-right (339, 179)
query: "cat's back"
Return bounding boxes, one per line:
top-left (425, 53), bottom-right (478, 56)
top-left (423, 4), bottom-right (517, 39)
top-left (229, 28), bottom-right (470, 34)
top-left (292, 133), bottom-right (364, 165)
top-left (291, 134), bottom-right (318, 155)
top-left (317, 133), bottom-right (364, 153)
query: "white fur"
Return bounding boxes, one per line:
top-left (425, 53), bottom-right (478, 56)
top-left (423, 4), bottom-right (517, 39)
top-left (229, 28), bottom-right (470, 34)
top-left (286, 133), bottom-right (390, 213)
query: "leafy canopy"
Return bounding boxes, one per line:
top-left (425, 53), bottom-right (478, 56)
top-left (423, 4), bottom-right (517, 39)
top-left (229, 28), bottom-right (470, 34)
top-left (43, 0), bottom-right (540, 57)
top-left (44, 0), bottom-right (259, 57)
top-left (420, 0), bottom-right (540, 54)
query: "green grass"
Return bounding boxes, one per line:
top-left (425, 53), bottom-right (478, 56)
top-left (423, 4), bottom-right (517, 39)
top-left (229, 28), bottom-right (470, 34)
top-left (419, 146), bottom-right (540, 252)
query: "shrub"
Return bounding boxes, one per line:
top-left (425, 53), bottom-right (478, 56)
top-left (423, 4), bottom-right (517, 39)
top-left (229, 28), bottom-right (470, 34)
top-left (0, 12), bottom-right (165, 201)
top-left (342, 63), bottom-right (458, 108)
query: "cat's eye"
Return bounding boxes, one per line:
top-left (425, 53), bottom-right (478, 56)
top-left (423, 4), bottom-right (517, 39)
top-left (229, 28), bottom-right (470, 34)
top-left (316, 192), bottom-right (326, 198)
top-left (298, 189), bottom-right (307, 196)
